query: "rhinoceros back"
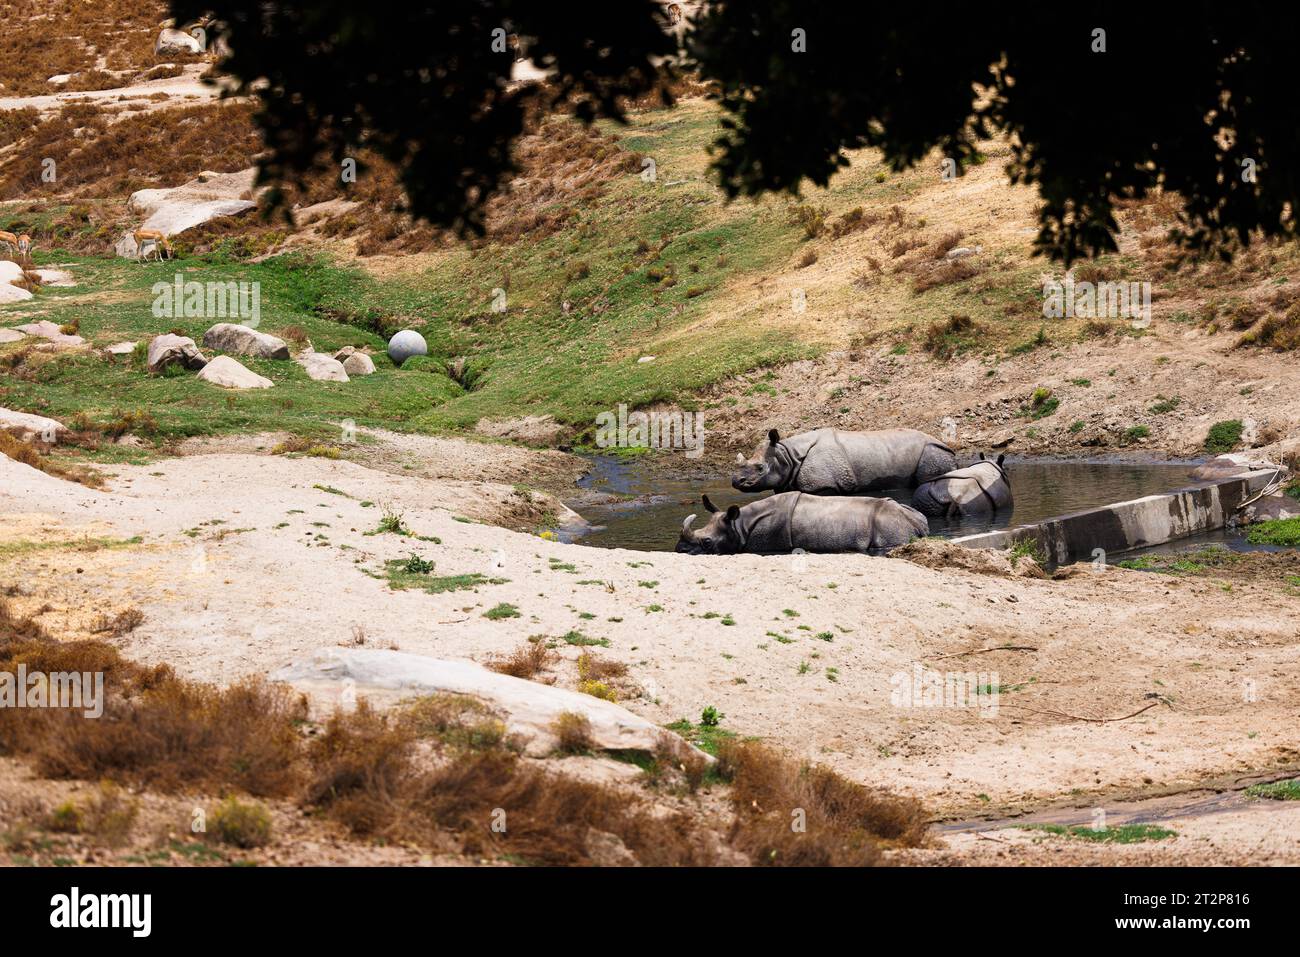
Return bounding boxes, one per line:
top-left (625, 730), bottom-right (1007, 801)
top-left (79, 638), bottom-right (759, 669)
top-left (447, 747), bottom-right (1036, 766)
top-left (821, 428), bottom-right (952, 491)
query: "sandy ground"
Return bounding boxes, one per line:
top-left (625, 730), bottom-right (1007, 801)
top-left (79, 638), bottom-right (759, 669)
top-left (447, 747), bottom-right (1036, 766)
top-left (3, 434), bottom-right (1298, 863)
top-left (905, 799), bottom-right (1300, 865)
top-left (0, 65), bottom-right (229, 115)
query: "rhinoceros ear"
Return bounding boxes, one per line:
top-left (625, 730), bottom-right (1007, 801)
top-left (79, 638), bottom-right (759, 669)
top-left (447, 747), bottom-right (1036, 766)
top-left (681, 514), bottom-right (697, 533)
top-left (701, 494), bottom-right (719, 513)
top-left (725, 505), bottom-right (741, 522)
top-left (768, 429), bottom-right (780, 445)
top-left (996, 453), bottom-right (1006, 467)
top-left (979, 451), bottom-right (985, 460)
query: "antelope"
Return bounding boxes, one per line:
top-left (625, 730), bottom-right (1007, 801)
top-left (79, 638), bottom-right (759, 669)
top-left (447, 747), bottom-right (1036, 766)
top-left (134, 228), bottom-right (172, 263)
top-left (0, 231), bottom-right (31, 266)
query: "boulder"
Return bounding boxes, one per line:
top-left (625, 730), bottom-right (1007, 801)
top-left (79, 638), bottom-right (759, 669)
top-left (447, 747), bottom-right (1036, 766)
top-left (117, 169), bottom-right (259, 258)
top-left (1246, 494), bottom-right (1300, 523)
top-left (0, 408), bottom-right (67, 443)
top-left (31, 269), bottom-right (75, 287)
top-left (0, 329), bottom-right (25, 343)
top-left (147, 333), bottom-right (207, 373)
top-left (196, 355), bottom-right (273, 390)
top-left (296, 352), bottom-right (349, 382)
top-left (334, 347), bottom-right (376, 376)
top-left (1191, 454), bottom-right (1257, 481)
top-left (272, 648), bottom-right (710, 762)
top-left (202, 323), bottom-right (289, 359)
top-left (0, 261), bottom-right (33, 304)
top-left (155, 27), bottom-right (203, 56)
top-left (104, 341), bottom-right (137, 356)
top-left (387, 329), bottom-right (427, 366)
top-left (13, 319), bottom-right (83, 346)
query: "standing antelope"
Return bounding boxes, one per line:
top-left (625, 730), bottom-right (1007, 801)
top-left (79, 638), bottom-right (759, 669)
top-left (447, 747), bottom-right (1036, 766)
top-left (134, 228), bottom-right (172, 263)
top-left (0, 231), bottom-right (32, 267)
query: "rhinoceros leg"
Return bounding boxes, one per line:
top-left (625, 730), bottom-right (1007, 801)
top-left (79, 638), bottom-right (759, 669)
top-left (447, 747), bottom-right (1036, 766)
top-left (914, 442), bottom-right (958, 485)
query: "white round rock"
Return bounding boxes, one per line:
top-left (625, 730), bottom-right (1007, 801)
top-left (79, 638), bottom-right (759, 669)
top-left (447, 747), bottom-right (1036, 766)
top-left (387, 329), bottom-right (428, 367)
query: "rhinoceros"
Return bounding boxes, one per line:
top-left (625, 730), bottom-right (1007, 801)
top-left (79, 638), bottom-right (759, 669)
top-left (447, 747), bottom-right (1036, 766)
top-left (911, 453), bottom-right (1013, 518)
top-left (731, 428), bottom-right (957, 494)
top-left (676, 492), bottom-right (928, 555)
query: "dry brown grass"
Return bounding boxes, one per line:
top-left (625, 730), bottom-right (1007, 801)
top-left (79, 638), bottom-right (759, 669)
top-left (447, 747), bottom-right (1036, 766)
top-left (0, 609), bottom-right (304, 795)
top-left (488, 640), bottom-right (555, 679)
top-left (911, 257), bottom-right (980, 294)
top-left (0, 102), bottom-right (262, 200)
top-left (552, 712), bottom-right (594, 754)
top-left (1237, 304), bottom-right (1300, 351)
top-left (0, 429), bottom-right (104, 488)
top-left (0, 0), bottom-right (178, 96)
top-left (0, 601), bottom-right (928, 866)
top-left (923, 313), bottom-right (982, 359)
top-left (89, 607), bottom-right (144, 637)
top-left (575, 652), bottom-right (628, 683)
top-left (719, 739), bottom-right (927, 866)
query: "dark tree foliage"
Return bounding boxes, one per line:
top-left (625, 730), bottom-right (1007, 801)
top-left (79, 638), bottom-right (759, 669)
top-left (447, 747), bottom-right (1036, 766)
top-left (171, 0), bottom-right (677, 235)
top-left (178, 1), bottom-right (1300, 261)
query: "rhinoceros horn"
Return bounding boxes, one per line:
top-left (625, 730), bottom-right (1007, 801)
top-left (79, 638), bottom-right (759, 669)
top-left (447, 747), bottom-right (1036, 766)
top-left (681, 514), bottom-right (697, 532)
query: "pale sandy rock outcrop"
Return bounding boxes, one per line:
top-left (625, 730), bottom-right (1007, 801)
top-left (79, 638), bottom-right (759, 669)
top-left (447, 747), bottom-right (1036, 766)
top-left (334, 346), bottom-right (376, 376)
top-left (0, 408), bottom-right (67, 443)
top-left (203, 323), bottom-right (289, 360)
top-left (0, 329), bottom-right (25, 343)
top-left (147, 333), bottom-right (207, 373)
top-left (196, 355), bottom-right (273, 390)
top-left (104, 341), bottom-right (137, 355)
top-left (13, 319), bottom-right (83, 346)
top-left (475, 414), bottom-right (567, 445)
top-left (272, 648), bottom-right (710, 761)
top-left (116, 170), bottom-right (258, 258)
top-left (155, 27), bottom-right (203, 56)
top-left (31, 268), bottom-right (75, 287)
top-left (0, 261), bottom-right (33, 304)
top-left (296, 352), bottom-right (349, 382)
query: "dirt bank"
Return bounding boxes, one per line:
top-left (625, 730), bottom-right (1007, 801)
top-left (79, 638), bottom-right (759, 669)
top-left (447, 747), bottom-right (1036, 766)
top-left (697, 324), bottom-right (1300, 467)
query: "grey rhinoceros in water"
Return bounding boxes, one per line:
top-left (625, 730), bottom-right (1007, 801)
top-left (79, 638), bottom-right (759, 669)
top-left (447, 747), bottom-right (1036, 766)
top-left (676, 492), bottom-right (929, 555)
top-left (731, 428), bottom-right (958, 494)
top-left (911, 453), bottom-right (1013, 518)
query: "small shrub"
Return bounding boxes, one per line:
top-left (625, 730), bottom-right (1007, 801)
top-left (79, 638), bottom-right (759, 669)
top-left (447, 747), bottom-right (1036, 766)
top-left (376, 506), bottom-right (410, 536)
top-left (1246, 518), bottom-right (1300, 547)
top-left (489, 642), bottom-right (554, 679)
top-left (209, 796), bottom-right (273, 848)
top-left (552, 712), bottom-right (594, 754)
top-left (576, 652), bottom-right (627, 683)
top-left (483, 603), bottom-right (521, 620)
top-left (577, 679), bottom-right (617, 702)
top-left (1204, 419), bottom-right (1244, 453)
top-left (90, 608), bottom-right (144, 637)
top-left (787, 204), bottom-right (827, 240)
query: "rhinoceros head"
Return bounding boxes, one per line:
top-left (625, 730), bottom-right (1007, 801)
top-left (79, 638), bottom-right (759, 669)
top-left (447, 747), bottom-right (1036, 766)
top-left (675, 495), bottom-right (743, 554)
top-left (731, 429), bottom-right (786, 492)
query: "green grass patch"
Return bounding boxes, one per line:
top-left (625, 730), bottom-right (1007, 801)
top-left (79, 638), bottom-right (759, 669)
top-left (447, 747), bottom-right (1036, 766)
top-left (1204, 419), bottom-right (1244, 454)
top-left (1247, 518), bottom-right (1300, 547)
top-left (1020, 823), bottom-right (1177, 844)
top-left (1245, 779), bottom-right (1300, 801)
top-left (381, 558), bottom-right (499, 594)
